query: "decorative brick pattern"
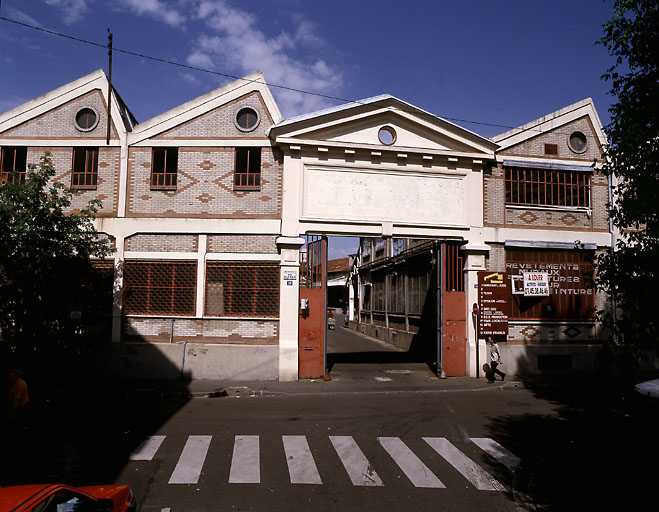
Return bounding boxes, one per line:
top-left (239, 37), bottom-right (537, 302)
top-left (122, 317), bottom-right (278, 343)
top-left (0, 90), bottom-right (118, 140)
top-left (499, 116), bottom-right (603, 162)
top-left (155, 93), bottom-right (273, 139)
top-left (505, 207), bottom-right (592, 229)
top-left (125, 234), bottom-right (198, 252)
top-left (508, 322), bottom-right (600, 343)
top-left (126, 146), bottom-right (282, 218)
top-left (207, 235), bottom-right (278, 253)
top-left (27, 146), bottom-right (119, 216)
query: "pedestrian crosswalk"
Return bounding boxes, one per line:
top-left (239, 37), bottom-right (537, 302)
top-left (129, 434), bottom-right (519, 491)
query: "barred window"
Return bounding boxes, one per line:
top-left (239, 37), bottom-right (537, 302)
top-left (1, 146), bottom-right (27, 184)
top-left (123, 260), bottom-right (197, 315)
top-left (445, 244), bottom-right (464, 292)
top-left (205, 261), bottom-right (279, 317)
top-left (72, 147), bottom-right (98, 189)
top-left (151, 147), bottom-right (178, 190)
top-left (505, 167), bottom-right (590, 208)
top-left (234, 147), bottom-right (261, 190)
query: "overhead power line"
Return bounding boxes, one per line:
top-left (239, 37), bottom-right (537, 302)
top-left (0, 15), bottom-right (604, 141)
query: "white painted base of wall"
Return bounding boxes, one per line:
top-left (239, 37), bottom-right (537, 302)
top-left (97, 342), bottom-right (279, 380)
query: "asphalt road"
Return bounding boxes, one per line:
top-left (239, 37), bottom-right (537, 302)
top-left (111, 379), bottom-right (656, 512)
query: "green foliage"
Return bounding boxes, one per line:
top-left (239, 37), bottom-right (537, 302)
top-left (596, 0), bottom-right (659, 351)
top-left (0, 153), bottom-right (115, 368)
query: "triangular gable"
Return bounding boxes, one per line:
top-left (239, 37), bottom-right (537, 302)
top-left (0, 69), bottom-right (131, 142)
top-left (270, 95), bottom-right (497, 156)
top-left (492, 98), bottom-right (607, 162)
top-left (153, 91), bottom-right (275, 140)
top-left (129, 71), bottom-right (282, 144)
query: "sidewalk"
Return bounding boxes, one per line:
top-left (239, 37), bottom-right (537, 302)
top-left (161, 363), bottom-right (516, 398)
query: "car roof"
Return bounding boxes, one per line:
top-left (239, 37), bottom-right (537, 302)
top-left (0, 484), bottom-right (56, 511)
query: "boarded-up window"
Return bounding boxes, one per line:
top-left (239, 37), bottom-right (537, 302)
top-left (505, 248), bottom-right (595, 320)
top-left (372, 270), bottom-right (386, 311)
top-left (205, 262), bottom-right (279, 316)
top-left (407, 253), bottom-right (432, 315)
top-left (123, 260), bottom-right (197, 315)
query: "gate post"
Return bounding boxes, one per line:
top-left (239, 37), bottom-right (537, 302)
top-left (277, 236), bottom-right (305, 381)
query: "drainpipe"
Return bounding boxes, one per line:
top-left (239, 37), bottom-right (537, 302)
top-left (436, 244), bottom-right (446, 379)
top-left (180, 340), bottom-right (187, 376)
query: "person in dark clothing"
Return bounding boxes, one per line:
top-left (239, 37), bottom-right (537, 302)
top-left (488, 337), bottom-right (506, 383)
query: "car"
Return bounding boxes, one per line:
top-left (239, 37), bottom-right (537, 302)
top-left (0, 484), bottom-right (135, 512)
top-left (635, 378), bottom-right (659, 398)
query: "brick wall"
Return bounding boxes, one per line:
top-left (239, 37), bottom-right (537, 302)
top-left (123, 317), bottom-right (279, 343)
top-left (154, 92), bottom-right (273, 139)
top-left (507, 322), bottom-right (598, 344)
top-left (207, 235), bottom-right (278, 253)
top-left (26, 146), bottom-right (119, 216)
top-left (125, 234), bottom-right (198, 252)
top-left (1, 90), bottom-right (118, 140)
top-left (499, 116), bottom-right (603, 161)
top-left (126, 146), bottom-right (282, 218)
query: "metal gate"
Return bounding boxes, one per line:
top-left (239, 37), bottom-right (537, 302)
top-left (298, 235), bottom-right (328, 379)
top-left (439, 243), bottom-right (466, 376)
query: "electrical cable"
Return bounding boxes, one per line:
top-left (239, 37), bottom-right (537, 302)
top-left (0, 14), bottom-right (605, 141)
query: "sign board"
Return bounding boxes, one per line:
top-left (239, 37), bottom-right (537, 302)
top-left (523, 272), bottom-right (550, 296)
top-left (477, 271), bottom-right (509, 337)
top-left (283, 270), bottom-right (297, 281)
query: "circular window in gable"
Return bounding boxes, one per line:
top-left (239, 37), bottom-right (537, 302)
top-left (568, 131), bottom-right (588, 154)
top-left (378, 126), bottom-right (397, 145)
top-left (75, 107), bottom-right (99, 132)
top-left (235, 107), bottom-right (260, 132)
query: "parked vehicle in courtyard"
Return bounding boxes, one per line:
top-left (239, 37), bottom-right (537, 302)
top-left (0, 484), bottom-right (135, 512)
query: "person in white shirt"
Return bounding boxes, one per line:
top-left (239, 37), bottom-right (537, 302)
top-left (488, 336), bottom-right (506, 383)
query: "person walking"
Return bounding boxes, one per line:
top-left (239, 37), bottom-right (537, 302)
top-left (488, 337), bottom-right (506, 383)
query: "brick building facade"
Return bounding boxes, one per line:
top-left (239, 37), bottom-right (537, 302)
top-left (1, 70), bottom-right (618, 380)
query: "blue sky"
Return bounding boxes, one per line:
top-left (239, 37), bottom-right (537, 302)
top-left (0, 0), bottom-right (616, 259)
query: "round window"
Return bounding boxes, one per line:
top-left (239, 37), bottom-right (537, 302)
top-left (75, 107), bottom-right (99, 132)
top-left (568, 131), bottom-right (588, 153)
top-left (378, 126), bottom-right (397, 145)
top-left (235, 107), bottom-right (260, 132)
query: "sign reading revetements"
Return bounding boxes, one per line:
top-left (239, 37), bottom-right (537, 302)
top-left (477, 271), bottom-right (510, 337)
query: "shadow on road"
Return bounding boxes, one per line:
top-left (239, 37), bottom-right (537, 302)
top-left (482, 359), bottom-right (659, 509)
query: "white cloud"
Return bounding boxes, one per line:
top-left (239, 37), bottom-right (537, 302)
top-left (5, 7), bottom-right (44, 27)
top-left (117, 0), bottom-right (187, 27)
top-left (188, 0), bottom-right (343, 116)
top-left (45, 0), bottom-right (91, 24)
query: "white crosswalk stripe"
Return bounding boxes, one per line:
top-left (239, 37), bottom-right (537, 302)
top-left (283, 435), bottom-right (323, 484)
top-left (329, 436), bottom-right (384, 486)
top-left (129, 435), bottom-right (166, 461)
top-left (423, 437), bottom-right (506, 491)
top-left (378, 437), bottom-right (445, 488)
top-left (470, 437), bottom-right (521, 473)
top-left (131, 434), bottom-right (518, 490)
top-left (168, 435), bottom-right (212, 484)
top-left (229, 435), bottom-right (260, 484)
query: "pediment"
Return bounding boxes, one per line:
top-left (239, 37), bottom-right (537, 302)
top-left (493, 98), bottom-right (607, 161)
top-left (270, 96), bottom-right (497, 155)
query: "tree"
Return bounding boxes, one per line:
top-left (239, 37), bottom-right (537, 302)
top-left (596, 0), bottom-right (659, 352)
top-left (0, 153), bottom-right (115, 370)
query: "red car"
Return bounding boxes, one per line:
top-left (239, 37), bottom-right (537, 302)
top-left (0, 484), bottom-right (135, 511)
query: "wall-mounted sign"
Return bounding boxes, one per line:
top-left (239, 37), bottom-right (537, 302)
top-left (523, 272), bottom-right (549, 296)
top-left (477, 271), bottom-right (509, 337)
top-left (283, 270), bottom-right (297, 281)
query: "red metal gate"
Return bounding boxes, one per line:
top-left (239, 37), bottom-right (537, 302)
top-left (442, 243), bottom-right (466, 376)
top-left (298, 236), bottom-right (327, 379)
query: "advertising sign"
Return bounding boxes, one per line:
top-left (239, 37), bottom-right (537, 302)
top-left (523, 272), bottom-right (550, 296)
top-left (477, 271), bottom-right (509, 337)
